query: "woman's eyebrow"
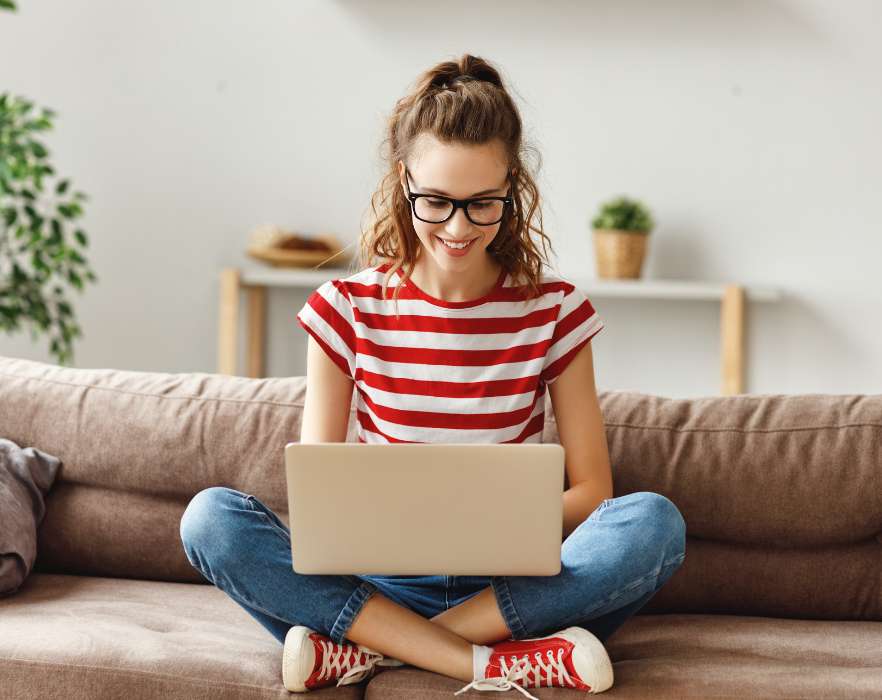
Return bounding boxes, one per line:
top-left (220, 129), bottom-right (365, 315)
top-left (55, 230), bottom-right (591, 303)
top-left (420, 183), bottom-right (506, 197)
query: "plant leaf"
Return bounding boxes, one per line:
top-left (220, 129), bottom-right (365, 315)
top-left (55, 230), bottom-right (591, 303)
top-left (29, 140), bottom-right (48, 158)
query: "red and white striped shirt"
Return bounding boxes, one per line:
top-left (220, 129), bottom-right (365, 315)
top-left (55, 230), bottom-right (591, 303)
top-left (296, 262), bottom-right (604, 444)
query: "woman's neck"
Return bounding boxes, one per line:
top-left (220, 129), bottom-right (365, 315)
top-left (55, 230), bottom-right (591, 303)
top-left (410, 255), bottom-right (502, 303)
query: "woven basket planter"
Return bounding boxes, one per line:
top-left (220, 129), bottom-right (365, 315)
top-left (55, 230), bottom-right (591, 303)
top-left (593, 228), bottom-right (649, 279)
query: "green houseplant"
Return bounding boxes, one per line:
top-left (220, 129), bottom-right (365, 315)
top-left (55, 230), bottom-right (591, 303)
top-left (590, 195), bottom-right (655, 279)
top-left (1, 0), bottom-right (97, 365)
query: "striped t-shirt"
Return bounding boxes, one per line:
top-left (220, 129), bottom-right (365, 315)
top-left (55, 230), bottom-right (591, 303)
top-left (296, 262), bottom-right (604, 444)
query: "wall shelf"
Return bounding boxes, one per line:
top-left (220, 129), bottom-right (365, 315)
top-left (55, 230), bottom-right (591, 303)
top-left (217, 265), bottom-right (784, 395)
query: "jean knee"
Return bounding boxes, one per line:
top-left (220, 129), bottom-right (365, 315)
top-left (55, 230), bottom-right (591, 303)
top-left (180, 486), bottom-right (242, 556)
top-left (631, 491), bottom-right (687, 562)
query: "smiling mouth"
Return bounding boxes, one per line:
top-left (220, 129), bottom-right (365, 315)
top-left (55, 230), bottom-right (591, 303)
top-left (435, 235), bottom-right (477, 249)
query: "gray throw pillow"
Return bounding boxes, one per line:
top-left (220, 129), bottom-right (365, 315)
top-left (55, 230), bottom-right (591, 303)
top-left (0, 438), bottom-right (61, 597)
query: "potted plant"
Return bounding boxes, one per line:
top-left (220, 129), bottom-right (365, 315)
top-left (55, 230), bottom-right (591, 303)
top-left (1, 2), bottom-right (97, 365)
top-left (590, 195), bottom-right (655, 279)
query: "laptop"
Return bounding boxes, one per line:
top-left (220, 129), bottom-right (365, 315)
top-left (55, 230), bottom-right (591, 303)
top-left (284, 442), bottom-right (565, 576)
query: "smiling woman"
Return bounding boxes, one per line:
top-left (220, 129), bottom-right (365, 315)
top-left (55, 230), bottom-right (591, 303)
top-left (359, 57), bottom-right (556, 315)
top-left (185, 52), bottom-right (685, 700)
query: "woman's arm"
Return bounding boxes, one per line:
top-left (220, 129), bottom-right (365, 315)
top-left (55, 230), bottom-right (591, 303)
top-left (548, 341), bottom-right (614, 539)
top-left (300, 335), bottom-right (355, 443)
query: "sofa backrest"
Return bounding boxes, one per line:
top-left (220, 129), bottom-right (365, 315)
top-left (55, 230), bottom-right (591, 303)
top-left (1, 355), bottom-right (879, 621)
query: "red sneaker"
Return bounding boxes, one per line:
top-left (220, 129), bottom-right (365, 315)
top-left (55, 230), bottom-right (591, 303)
top-left (282, 625), bottom-right (395, 692)
top-left (455, 627), bottom-right (614, 699)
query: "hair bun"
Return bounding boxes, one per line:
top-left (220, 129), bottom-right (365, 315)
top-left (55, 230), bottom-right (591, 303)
top-left (428, 55), bottom-right (504, 92)
top-left (459, 56), bottom-right (504, 88)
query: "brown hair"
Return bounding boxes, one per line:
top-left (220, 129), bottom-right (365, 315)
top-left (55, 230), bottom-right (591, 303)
top-left (343, 53), bottom-right (555, 315)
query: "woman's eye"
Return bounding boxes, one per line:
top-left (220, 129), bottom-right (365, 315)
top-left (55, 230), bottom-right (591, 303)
top-left (425, 198), bottom-right (448, 208)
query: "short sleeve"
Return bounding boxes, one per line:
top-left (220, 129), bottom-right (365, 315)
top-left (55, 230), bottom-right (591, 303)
top-left (540, 282), bottom-right (604, 385)
top-left (296, 279), bottom-right (356, 380)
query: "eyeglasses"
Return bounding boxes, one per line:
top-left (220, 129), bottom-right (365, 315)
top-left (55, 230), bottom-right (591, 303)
top-left (404, 166), bottom-right (513, 226)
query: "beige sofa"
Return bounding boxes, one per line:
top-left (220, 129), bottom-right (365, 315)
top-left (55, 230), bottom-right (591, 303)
top-left (0, 354), bottom-right (880, 699)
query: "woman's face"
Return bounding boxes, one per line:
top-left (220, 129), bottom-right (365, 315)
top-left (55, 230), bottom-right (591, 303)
top-left (398, 134), bottom-right (510, 272)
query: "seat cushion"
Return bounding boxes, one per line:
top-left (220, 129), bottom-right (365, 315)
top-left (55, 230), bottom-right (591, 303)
top-left (2, 575), bottom-right (879, 699)
top-left (0, 573), bottom-right (362, 699)
top-left (368, 614), bottom-right (882, 698)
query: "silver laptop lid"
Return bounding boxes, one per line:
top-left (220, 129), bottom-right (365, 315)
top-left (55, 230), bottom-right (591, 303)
top-left (285, 443), bottom-right (564, 576)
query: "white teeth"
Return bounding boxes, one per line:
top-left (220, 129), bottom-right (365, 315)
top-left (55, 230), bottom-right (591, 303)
top-left (438, 236), bottom-right (473, 249)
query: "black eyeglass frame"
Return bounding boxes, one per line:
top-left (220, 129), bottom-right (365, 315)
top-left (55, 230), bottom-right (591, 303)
top-left (404, 166), bottom-right (513, 226)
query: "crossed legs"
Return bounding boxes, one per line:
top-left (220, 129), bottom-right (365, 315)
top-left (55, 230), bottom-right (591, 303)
top-left (346, 585), bottom-right (508, 683)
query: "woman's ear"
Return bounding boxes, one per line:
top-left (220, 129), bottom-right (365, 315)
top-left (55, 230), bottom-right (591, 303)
top-left (397, 160), bottom-right (407, 193)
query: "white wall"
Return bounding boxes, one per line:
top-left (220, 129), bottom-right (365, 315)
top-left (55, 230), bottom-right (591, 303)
top-left (2, 0), bottom-right (880, 397)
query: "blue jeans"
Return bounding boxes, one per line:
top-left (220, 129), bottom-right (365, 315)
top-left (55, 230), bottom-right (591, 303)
top-left (179, 488), bottom-right (686, 647)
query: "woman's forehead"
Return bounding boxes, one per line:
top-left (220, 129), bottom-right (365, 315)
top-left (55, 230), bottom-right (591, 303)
top-left (409, 137), bottom-right (509, 195)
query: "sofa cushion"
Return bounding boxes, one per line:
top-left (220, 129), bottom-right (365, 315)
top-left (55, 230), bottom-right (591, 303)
top-left (0, 573), bottom-right (362, 699)
top-left (366, 615), bottom-right (882, 699)
top-left (2, 574), bottom-right (880, 699)
top-left (1, 355), bottom-right (880, 622)
top-left (0, 355), bottom-right (318, 584)
top-left (0, 438), bottom-right (61, 596)
top-left (583, 391), bottom-right (882, 623)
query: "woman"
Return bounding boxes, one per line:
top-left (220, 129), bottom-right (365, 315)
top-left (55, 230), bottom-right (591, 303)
top-left (180, 53), bottom-right (686, 698)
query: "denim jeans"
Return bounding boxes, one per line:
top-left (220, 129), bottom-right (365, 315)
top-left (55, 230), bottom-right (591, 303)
top-left (179, 487), bottom-right (686, 647)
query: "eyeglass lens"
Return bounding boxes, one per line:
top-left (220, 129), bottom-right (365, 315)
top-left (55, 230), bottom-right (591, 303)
top-left (414, 197), bottom-right (505, 225)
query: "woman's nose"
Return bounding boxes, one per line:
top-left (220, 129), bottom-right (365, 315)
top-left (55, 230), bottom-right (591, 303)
top-left (444, 207), bottom-right (473, 237)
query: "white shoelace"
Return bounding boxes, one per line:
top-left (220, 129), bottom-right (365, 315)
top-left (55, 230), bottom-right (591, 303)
top-left (454, 649), bottom-right (578, 700)
top-left (314, 639), bottom-right (383, 687)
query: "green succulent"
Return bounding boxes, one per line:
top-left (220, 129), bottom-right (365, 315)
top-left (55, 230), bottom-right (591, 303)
top-left (591, 196), bottom-right (654, 234)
